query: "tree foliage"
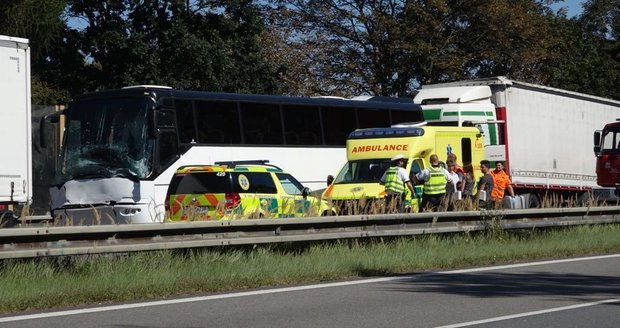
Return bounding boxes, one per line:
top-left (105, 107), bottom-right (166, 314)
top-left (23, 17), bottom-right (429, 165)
top-left (31, 0), bottom-right (279, 101)
top-left (543, 0), bottom-right (619, 99)
top-left (268, 0), bottom-right (568, 97)
top-left (0, 0), bottom-right (68, 104)
top-left (0, 0), bottom-right (618, 101)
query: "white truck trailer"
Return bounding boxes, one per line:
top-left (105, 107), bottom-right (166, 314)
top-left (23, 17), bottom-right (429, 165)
top-left (414, 76), bottom-right (620, 206)
top-left (0, 35), bottom-right (32, 224)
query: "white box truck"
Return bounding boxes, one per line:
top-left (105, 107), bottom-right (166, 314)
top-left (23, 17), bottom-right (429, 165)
top-left (414, 76), bottom-right (620, 206)
top-left (0, 35), bottom-right (32, 225)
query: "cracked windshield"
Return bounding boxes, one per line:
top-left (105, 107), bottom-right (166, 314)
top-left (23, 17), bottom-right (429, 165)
top-left (55, 97), bottom-right (154, 184)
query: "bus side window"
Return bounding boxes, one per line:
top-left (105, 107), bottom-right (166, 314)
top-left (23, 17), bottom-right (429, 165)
top-left (322, 106), bottom-right (356, 145)
top-left (195, 100), bottom-right (241, 144)
top-left (282, 105), bottom-right (322, 145)
top-left (157, 130), bottom-right (178, 173)
top-left (357, 108), bottom-right (390, 129)
top-left (174, 99), bottom-right (196, 143)
top-left (391, 109), bottom-right (424, 125)
top-left (241, 103), bottom-right (284, 145)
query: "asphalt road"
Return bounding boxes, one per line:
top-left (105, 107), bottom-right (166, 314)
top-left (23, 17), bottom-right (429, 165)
top-left (2, 254), bottom-right (619, 328)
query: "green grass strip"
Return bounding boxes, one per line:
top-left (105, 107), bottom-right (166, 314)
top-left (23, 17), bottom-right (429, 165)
top-left (1, 224), bottom-right (620, 314)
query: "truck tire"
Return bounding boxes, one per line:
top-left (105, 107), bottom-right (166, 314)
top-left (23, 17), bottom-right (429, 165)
top-left (577, 192), bottom-right (593, 207)
top-left (522, 193), bottom-right (540, 208)
top-left (0, 212), bottom-right (18, 228)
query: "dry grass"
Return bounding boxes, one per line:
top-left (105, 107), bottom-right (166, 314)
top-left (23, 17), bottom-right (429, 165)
top-left (2, 223), bottom-right (620, 313)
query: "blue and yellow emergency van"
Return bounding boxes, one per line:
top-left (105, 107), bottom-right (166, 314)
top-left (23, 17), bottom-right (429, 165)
top-left (166, 161), bottom-right (337, 220)
top-left (322, 123), bottom-right (485, 213)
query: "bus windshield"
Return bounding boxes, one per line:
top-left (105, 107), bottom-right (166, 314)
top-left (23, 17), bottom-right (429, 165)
top-left (55, 96), bottom-right (154, 185)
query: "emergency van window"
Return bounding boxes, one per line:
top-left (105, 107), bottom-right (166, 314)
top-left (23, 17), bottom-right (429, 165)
top-left (174, 99), bottom-right (196, 143)
top-left (322, 107), bottom-right (356, 145)
top-left (357, 108), bottom-right (390, 128)
top-left (241, 103), bottom-right (284, 144)
top-left (169, 172), bottom-right (277, 194)
top-left (282, 105), bottom-right (322, 145)
top-left (390, 109), bottom-right (423, 125)
top-left (239, 173), bottom-right (277, 193)
top-left (276, 173), bottom-right (305, 195)
top-left (409, 159), bottom-right (423, 177)
top-left (195, 100), bottom-right (241, 144)
top-left (461, 138), bottom-right (472, 164)
top-left (334, 159), bottom-right (391, 183)
top-left (168, 172), bottom-right (233, 194)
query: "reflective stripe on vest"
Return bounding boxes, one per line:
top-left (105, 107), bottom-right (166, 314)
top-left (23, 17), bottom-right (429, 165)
top-left (384, 166), bottom-right (405, 194)
top-left (424, 167), bottom-right (447, 195)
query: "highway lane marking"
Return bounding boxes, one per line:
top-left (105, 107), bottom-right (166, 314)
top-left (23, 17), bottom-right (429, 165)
top-left (1, 253), bottom-right (619, 323)
top-left (436, 298), bottom-right (620, 327)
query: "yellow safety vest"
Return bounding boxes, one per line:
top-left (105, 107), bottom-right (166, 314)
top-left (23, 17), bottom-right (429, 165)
top-left (384, 166), bottom-right (405, 194)
top-left (424, 167), bottom-right (447, 195)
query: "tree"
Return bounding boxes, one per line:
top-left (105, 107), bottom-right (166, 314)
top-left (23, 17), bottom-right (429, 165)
top-left (267, 0), bottom-right (564, 97)
top-left (0, 0), bottom-right (69, 104)
top-left (543, 0), bottom-right (619, 99)
top-left (39, 0), bottom-right (280, 97)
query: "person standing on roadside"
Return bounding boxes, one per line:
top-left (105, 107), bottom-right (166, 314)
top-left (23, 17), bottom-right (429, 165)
top-left (447, 153), bottom-right (465, 188)
top-left (413, 154), bottom-right (457, 212)
top-left (476, 160), bottom-right (495, 209)
top-left (460, 162), bottom-right (475, 201)
top-left (444, 159), bottom-right (460, 210)
top-left (380, 154), bottom-right (416, 212)
top-left (491, 161), bottom-right (515, 204)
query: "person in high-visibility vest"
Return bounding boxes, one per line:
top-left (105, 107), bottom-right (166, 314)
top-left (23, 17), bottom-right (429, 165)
top-left (413, 154), bottom-right (457, 212)
top-left (490, 161), bottom-right (515, 204)
top-left (380, 154), bottom-right (416, 212)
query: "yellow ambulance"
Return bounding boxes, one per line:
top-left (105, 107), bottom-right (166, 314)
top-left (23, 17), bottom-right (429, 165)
top-left (322, 123), bottom-right (485, 214)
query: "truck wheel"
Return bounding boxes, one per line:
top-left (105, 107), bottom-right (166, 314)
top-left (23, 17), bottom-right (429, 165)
top-left (523, 193), bottom-right (540, 208)
top-left (577, 191), bottom-right (593, 207)
top-left (0, 212), bottom-right (18, 228)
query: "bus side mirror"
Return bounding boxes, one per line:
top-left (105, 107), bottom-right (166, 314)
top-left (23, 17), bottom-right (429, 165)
top-left (39, 112), bottom-right (61, 149)
top-left (326, 175), bottom-right (334, 186)
top-left (593, 130), bottom-right (601, 154)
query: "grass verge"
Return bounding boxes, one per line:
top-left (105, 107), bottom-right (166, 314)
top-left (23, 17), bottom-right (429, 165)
top-left (2, 224), bottom-right (620, 314)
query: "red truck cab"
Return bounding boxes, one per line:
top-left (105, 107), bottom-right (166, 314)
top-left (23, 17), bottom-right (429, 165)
top-left (594, 120), bottom-right (620, 192)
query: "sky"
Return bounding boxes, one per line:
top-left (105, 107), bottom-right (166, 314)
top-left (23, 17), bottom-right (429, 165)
top-left (550, 0), bottom-right (585, 17)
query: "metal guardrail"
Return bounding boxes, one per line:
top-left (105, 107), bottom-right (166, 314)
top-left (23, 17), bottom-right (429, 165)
top-left (2, 206), bottom-right (620, 259)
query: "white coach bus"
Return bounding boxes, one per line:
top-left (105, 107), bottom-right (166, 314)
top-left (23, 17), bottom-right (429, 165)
top-left (42, 86), bottom-right (421, 223)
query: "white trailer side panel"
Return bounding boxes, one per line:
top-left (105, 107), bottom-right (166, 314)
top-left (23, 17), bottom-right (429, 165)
top-left (0, 36), bottom-right (31, 204)
top-left (501, 84), bottom-right (620, 189)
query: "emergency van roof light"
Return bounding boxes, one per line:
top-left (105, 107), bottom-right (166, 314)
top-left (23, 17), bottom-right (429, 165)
top-left (348, 127), bottom-right (425, 139)
top-left (213, 160), bottom-right (283, 170)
